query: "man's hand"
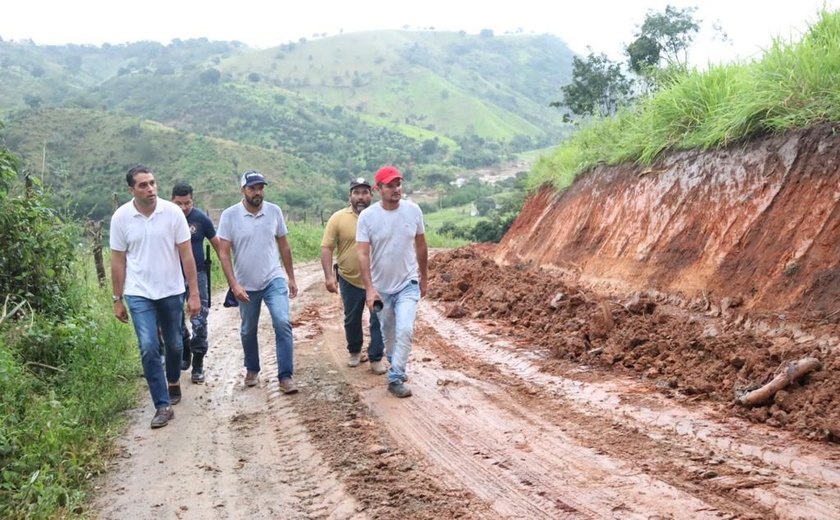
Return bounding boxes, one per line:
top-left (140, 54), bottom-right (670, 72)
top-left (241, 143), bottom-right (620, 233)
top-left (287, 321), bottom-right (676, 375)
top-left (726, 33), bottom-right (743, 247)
top-left (187, 292), bottom-right (201, 318)
top-left (232, 282), bottom-right (250, 304)
top-left (288, 279), bottom-right (298, 298)
top-left (114, 300), bottom-right (129, 323)
top-left (324, 275), bottom-right (338, 294)
top-left (365, 289), bottom-right (382, 312)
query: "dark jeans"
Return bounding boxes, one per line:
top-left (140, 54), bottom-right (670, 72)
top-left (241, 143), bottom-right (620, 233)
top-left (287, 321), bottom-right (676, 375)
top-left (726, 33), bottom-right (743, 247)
top-left (182, 269), bottom-right (210, 355)
top-left (125, 293), bottom-right (184, 408)
top-left (338, 275), bottom-right (384, 361)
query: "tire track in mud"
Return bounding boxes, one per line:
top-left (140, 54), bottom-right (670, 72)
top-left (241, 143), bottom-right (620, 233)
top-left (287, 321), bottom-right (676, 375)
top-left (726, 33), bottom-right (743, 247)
top-left (284, 272), bottom-right (498, 519)
top-left (92, 264), bottom-right (362, 520)
top-left (417, 301), bottom-right (840, 519)
top-left (357, 330), bottom-right (729, 519)
top-left (293, 277), bottom-right (729, 518)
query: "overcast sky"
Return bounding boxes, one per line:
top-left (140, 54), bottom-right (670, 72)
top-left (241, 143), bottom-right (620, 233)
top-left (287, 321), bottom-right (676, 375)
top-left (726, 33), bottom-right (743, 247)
top-left (1, 1), bottom-right (836, 66)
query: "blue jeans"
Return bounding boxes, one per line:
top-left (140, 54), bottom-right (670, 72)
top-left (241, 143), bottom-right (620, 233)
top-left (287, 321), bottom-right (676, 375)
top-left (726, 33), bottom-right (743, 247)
top-left (238, 276), bottom-right (294, 380)
top-left (338, 275), bottom-right (384, 361)
top-left (125, 293), bottom-right (185, 408)
top-left (377, 280), bottom-right (420, 384)
top-left (184, 269), bottom-right (210, 355)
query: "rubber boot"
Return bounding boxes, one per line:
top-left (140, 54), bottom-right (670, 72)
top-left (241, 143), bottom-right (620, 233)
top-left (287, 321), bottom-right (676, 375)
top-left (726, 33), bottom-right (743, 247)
top-left (191, 353), bottom-right (205, 384)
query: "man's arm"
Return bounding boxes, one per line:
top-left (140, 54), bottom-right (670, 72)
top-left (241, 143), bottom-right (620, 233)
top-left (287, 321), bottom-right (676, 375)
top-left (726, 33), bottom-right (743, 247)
top-left (277, 235), bottom-right (298, 298)
top-left (218, 238), bottom-right (249, 303)
top-left (320, 246), bottom-right (338, 293)
top-left (415, 234), bottom-right (429, 298)
top-left (208, 235), bottom-right (222, 260)
top-left (178, 240), bottom-right (201, 318)
top-left (356, 241), bottom-right (380, 311)
top-left (110, 249), bottom-right (129, 323)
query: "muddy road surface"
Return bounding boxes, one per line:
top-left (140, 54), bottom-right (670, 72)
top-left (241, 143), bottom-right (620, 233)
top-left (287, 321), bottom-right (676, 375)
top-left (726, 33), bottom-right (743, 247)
top-left (93, 259), bottom-right (840, 519)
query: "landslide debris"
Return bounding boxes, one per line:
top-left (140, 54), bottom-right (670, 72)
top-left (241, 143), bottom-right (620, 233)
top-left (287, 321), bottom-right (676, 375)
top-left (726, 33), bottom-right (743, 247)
top-left (428, 245), bottom-right (840, 443)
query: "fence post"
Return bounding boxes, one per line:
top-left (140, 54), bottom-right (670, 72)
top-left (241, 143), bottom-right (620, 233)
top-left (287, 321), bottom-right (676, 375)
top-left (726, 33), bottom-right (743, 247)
top-left (87, 219), bottom-right (106, 288)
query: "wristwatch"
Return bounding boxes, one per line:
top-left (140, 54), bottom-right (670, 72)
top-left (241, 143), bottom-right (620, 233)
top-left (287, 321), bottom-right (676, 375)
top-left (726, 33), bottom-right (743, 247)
top-left (112, 294), bottom-right (122, 302)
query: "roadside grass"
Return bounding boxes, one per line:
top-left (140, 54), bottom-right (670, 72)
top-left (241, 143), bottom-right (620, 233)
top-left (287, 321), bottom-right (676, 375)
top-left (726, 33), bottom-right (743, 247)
top-left (530, 9), bottom-right (840, 191)
top-left (0, 258), bottom-right (138, 519)
top-left (287, 218), bottom-right (469, 255)
top-left (424, 204), bottom-right (486, 232)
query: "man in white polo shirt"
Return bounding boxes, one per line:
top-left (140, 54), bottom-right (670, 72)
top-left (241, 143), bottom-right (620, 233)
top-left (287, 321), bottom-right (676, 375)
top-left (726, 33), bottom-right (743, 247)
top-left (357, 165), bottom-right (428, 398)
top-left (217, 170), bottom-right (299, 394)
top-left (110, 165), bottom-right (201, 429)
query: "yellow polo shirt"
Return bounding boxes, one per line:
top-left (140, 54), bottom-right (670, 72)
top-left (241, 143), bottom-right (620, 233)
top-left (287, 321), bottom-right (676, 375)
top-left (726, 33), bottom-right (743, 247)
top-left (321, 207), bottom-right (364, 288)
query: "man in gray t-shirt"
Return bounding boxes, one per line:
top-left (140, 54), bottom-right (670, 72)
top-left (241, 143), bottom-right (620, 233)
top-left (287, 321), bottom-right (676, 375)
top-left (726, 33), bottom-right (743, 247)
top-left (357, 165), bottom-right (428, 398)
top-left (217, 170), bottom-right (299, 395)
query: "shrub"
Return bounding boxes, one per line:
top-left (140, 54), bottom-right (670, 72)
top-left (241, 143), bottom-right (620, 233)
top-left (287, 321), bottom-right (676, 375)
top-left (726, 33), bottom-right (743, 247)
top-left (0, 175), bottom-right (78, 318)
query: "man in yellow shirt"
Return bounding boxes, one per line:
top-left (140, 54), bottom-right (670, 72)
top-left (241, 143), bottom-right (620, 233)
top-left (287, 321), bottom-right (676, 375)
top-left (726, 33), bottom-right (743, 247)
top-left (320, 178), bottom-right (386, 374)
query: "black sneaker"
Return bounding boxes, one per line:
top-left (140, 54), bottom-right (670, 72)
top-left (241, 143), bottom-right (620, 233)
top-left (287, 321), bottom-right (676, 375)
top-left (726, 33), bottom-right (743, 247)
top-left (151, 406), bottom-right (174, 429)
top-left (387, 382), bottom-right (412, 398)
top-left (168, 384), bottom-right (182, 405)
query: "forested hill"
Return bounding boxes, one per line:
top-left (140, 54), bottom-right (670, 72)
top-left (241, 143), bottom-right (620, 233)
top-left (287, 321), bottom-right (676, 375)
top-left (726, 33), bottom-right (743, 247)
top-left (0, 31), bottom-right (573, 220)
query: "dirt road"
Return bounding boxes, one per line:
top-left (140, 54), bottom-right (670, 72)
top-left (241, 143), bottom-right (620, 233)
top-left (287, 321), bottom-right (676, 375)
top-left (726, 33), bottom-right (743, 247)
top-left (92, 260), bottom-right (840, 519)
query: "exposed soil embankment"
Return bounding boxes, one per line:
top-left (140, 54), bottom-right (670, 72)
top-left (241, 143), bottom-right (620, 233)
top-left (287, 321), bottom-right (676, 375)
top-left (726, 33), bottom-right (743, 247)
top-left (498, 124), bottom-right (840, 321)
top-left (429, 125), bottom-right (840, 442)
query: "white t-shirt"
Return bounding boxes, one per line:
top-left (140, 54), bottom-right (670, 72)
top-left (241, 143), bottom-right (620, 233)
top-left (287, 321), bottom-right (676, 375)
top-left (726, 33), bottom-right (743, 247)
top-left (217, 201), bottom-right (288, 291)
top-left (109, 198), bottom-right (190, 300)
top-left (356, 201), bottom-right (425, 294)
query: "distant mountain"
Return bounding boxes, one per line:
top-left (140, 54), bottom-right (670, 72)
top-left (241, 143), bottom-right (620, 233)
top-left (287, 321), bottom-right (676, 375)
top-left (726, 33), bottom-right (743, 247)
top-left (0, 31), bottom-right (574, 218)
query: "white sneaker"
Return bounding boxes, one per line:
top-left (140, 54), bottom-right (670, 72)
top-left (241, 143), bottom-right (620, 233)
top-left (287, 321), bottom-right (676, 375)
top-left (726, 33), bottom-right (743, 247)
top-left (348, 353), bottom-right (361, 367)
top-left (370, 360), bottom-right (387, 375)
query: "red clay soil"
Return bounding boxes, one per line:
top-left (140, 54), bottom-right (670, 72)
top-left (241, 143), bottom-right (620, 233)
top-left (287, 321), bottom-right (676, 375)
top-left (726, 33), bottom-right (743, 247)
top-left (497, 123), bottom-right (840, 321)
top-left (428, 245), bottom-right (840, 443)
top-left (429, 125), bottom-right (840, 444)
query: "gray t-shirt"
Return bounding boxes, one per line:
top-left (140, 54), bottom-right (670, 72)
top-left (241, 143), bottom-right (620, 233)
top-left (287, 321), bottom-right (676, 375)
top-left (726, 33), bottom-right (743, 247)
top-left (356, 201), bottom-right (425, 294)
top-left (217, 201), bottom-right (288, 292)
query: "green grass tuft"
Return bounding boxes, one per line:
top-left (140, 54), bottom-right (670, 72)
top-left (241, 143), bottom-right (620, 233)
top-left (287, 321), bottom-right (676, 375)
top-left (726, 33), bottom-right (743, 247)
top-left (534, 9), bottom-right (840, 189)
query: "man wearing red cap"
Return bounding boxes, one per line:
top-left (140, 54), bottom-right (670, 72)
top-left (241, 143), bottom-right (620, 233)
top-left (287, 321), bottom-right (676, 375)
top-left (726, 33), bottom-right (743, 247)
top-left (356, 166), bottom-right (428, 398)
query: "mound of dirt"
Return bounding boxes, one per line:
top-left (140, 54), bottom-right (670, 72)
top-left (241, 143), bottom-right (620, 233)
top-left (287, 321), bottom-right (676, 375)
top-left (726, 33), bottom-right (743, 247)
top-left (429, 245), bottom-right (840, 443)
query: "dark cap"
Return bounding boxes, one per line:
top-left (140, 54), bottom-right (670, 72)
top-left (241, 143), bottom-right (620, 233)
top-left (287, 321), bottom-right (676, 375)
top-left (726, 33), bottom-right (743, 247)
top-left (350, 177), bottom-right (371, 191)
top-left (240, 170), bottom-right (268, 188)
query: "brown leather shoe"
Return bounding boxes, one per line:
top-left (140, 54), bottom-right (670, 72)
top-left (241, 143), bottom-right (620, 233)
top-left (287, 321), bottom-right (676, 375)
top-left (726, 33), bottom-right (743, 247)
top-left (244, 370), bottom-right (259, 387)
top-left (279, 378), bottom-right (299, 395)
top-left (151, 406), bottom-right (174, 429)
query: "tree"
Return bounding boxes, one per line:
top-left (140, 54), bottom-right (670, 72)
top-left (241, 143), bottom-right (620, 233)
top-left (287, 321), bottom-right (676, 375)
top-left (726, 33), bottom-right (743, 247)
top-left (475, 197), bottom-right (495, 217)
top-left (199, 67), bottom-right (221, 85)
top-left (626, 5), bottom-right (700, 71)
top-left (552, 50), bottom-right (632, 118)
top-left (23, 94), bottom-right (43, 109)
top-left (626, 35), bottom-right (660, 76)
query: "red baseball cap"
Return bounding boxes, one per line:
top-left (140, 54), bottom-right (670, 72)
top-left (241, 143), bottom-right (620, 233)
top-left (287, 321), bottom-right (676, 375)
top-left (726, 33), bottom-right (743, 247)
top-left (374, 165), bottom-right (403, 186)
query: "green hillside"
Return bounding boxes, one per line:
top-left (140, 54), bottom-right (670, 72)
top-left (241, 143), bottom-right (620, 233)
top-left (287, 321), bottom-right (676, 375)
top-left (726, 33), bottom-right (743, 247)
top-left (0, 30), bottom-right (573, 218)
top-left (0, 39), bottom-right (250, 111)
top-left (221, 31), bottom-right (571, 141)
top-left (0, 108), bottom-right (340, 220)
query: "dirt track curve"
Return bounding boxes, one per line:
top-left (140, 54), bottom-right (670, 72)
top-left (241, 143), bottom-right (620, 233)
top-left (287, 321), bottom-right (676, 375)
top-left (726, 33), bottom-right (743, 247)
top-left (92, 259), bottom-right (840, 519)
